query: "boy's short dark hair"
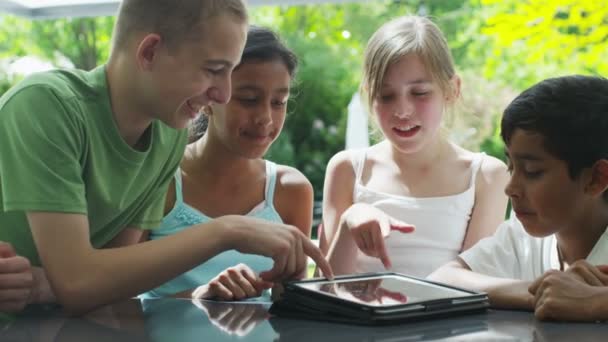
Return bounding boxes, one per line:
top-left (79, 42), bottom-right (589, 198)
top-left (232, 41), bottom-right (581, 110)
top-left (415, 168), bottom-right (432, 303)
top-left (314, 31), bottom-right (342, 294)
top-left (112, 0), bottom-right (247, 50)
top-left (501, 75), bottom-right (608, 198)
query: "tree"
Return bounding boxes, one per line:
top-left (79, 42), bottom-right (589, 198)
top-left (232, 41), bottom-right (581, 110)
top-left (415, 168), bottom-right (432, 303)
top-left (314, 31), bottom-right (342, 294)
top-left (0, 15), bottom-right (114, 70)
top-left (468, 0), bottom-right (608, 89)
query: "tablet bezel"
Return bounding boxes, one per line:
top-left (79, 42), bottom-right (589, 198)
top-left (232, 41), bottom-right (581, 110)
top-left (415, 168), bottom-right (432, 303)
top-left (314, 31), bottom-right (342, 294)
top-left (283, 272), bottom-right (488, 313)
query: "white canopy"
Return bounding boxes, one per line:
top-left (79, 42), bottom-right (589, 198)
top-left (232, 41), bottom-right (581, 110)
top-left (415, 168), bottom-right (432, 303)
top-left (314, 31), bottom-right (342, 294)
top-left (0, 0), bottom-right (366, 19)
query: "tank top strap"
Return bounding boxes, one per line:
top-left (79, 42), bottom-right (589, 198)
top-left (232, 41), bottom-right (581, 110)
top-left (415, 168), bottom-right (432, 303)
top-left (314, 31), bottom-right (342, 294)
top-left (264, 160), bottom-right (278, 204)
top-left (173, 169), bottom-right (185, 204)
top-left (469, 152), bottom-right (486, 187)
top-left (349, 149), bottom-right (367, 184)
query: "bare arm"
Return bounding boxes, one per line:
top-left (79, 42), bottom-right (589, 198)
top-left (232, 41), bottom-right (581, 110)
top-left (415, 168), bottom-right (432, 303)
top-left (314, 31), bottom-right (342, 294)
top-left (320, 151), bottom-right (358, 275)
top-left (27, 212), bottom-right (332, 315)
top-left (428, 259), bottom-right (534, 310)
top-left (275, 165), bottom-right (315, 279)
top-left (461, 155), bottom-right (510, 251)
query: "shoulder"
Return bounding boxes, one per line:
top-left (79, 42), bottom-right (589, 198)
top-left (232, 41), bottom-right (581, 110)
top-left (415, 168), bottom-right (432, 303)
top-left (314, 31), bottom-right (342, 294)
top-left (326, 148), bottom-right (365, 178)
top-left (275, 163), bottom-right (313, 199)
top-left (476, 154), bottom-right (509, 191)
top-left (479, 154), bottom-right (508, 178)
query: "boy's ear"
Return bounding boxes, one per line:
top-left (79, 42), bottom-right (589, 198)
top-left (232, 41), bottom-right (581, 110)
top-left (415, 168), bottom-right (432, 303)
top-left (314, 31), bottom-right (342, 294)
top-left (136, 34), bottom-right (162, 71)
top-left (585, 159), bottom-right (608, 197)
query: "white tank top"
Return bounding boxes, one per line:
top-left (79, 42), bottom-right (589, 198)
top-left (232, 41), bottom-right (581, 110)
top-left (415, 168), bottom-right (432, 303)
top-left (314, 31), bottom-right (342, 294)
top-left (351, 150), bottom-right (484, 277)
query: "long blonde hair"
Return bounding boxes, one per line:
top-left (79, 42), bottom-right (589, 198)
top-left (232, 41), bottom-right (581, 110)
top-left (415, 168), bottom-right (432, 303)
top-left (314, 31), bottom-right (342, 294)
top-left (361, 15), bottom-right (457, 115)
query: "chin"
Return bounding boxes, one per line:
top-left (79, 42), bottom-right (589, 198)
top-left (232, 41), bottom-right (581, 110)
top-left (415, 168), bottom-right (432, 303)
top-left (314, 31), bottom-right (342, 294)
top-left (521, 224), bottom-right (554, 238)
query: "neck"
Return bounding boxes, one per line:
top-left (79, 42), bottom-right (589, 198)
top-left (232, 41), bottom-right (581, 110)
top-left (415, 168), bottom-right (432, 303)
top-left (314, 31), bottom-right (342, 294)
top-left (556, 204), bottom-right (608, 265)
top-left (388, 135), bottom-right (446, 170)
top-left (181, 133), bottom-right (259, 181)
top-left (106, 54), bottom-right (154, 147)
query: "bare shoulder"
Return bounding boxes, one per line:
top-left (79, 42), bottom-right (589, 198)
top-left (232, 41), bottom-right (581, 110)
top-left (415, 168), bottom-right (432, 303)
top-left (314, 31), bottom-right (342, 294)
top-left (326, 149), bottom-right (361, 179)
top-left (275, 164), bottom-right (313, 194)
top-left (478, 154), bottom-right (509, 183)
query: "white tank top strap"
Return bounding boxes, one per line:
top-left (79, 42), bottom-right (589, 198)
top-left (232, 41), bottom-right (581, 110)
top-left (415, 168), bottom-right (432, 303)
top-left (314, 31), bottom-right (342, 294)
top-left (349, 149), bottom-right (367, 184)
top-left (469, 152), bottom-right (486, 187)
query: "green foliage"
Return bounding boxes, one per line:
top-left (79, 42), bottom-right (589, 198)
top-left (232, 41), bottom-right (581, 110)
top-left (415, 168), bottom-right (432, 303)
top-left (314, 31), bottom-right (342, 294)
top-left (467, 0), bottom-right (608, 89)
top-left (0, 15), bottom-right (114, 70)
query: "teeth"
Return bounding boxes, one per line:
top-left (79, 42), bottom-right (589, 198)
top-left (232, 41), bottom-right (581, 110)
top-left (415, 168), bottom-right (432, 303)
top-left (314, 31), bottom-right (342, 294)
top-left (396, 125), bottom-right (417, 131)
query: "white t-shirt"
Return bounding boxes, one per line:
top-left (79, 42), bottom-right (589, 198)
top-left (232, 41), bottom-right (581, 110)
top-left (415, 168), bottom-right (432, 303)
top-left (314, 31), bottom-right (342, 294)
top-left (459, 215), bottom-right (608, 281)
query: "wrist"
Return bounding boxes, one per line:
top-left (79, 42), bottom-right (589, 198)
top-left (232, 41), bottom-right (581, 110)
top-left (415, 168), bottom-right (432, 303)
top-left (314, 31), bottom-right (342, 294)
top-left (214, 215), bottom-right (242, 252)
top-left (589, 287), bottom-right (608, 320)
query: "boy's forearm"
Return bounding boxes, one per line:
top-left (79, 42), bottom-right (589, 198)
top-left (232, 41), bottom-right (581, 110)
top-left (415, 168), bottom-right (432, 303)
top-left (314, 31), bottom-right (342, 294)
top-left (428, 262), bottom-right (533, 310)
top-left (31, 217), bottom-right (232, 315)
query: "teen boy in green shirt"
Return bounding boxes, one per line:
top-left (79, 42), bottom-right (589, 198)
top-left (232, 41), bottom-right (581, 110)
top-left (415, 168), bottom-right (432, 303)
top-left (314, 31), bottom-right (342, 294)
top-left (0, 0), bottom-right (332, 315)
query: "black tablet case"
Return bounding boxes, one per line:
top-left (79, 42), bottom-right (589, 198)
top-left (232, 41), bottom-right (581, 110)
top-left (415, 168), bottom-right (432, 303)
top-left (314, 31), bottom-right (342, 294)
top-left (269, 272), bottom-right (489, 326)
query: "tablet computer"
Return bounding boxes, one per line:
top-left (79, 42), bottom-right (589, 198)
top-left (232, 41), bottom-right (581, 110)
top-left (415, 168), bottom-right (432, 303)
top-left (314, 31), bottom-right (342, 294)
top-left (270, 272), bottom-right (489, 325)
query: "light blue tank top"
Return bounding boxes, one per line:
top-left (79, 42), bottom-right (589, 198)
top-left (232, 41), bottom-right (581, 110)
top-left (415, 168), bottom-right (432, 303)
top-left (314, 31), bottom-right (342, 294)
top-left (141, 160), bottom-right (283, 299)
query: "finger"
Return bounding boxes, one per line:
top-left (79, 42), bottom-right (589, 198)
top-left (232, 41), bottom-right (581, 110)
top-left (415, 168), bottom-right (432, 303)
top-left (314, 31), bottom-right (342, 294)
top-left (294, 236), bottom-right (307, 279)
top-left (0, 242), bottom-right (16, 258)
top-left (372, 225), bottom-right (391, 269)
top-left (0, 272), bottom-right (34, 290)
top-left (351, 230), bottom-right (368, 254)
top-left (390, 224), bottom-right (415, 234)
top-left (0, 288), bottom-right (30, 302)
top-left (302, 238), bottom-right (334, 279)
top-left (0, 257), bottom-right (30, 273)
top-left (528, 274), bottom-right (544, 295)
top-left (584, 264), bottom-right (608, 285)
top-left (208, 281), bottom-right (234, 301)
top-left (284, 233), bottom-right (298, 280)
top-left (227, 269), bottom-right (257, 298)
top-left (260, 249), bottom-right (288, 282)
top-left (597, 264), bottom-right (608, 274)
top-left (240, 268), bottom-right (267, 295)
top-left (0, 300), bottom-right (27, 313)
top-left (219, 274), bottom-right (246, 300)
top-left (570, 264), bottom-right (604, 286)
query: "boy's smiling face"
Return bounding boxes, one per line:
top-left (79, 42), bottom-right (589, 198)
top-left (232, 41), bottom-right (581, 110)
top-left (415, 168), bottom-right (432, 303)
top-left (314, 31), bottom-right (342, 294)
top-left (505, 129), bottom-right (592, 237)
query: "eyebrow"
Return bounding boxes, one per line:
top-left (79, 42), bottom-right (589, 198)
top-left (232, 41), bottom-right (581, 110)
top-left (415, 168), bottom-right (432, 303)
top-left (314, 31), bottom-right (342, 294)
top-left (234, 85), bottom-right (290, 94)
top-left (381, 79), bottom-right (432, 88)
top-left (504, 150), bottom-right (544, 161)
top-left (205, 60), bottom-right (234, 68)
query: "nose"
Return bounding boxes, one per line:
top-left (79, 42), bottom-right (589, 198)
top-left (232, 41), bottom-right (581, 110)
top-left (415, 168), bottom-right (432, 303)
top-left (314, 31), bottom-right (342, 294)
top-left (504, 173), bottom-right (520, 199)
top-left (207, 73), bottom-right (232, 105)
top-left (254, 101), bottom-right (273, 126)
top-left (393, 95), bottom-right (414, 119)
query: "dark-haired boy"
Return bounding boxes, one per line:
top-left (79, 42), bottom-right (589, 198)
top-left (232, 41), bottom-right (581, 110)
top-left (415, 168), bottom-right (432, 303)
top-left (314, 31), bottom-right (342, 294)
top-left (429, 75), bottom-right (608, 321)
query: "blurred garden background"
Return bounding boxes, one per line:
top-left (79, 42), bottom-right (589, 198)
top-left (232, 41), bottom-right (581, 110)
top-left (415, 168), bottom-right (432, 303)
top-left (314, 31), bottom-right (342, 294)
top-left (1, 0), bottom-right (606, 230)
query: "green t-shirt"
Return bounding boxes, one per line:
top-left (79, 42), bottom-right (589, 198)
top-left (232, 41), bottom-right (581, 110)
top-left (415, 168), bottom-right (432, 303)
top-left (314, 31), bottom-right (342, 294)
top-left (0, 66), bottom-right (188, 266)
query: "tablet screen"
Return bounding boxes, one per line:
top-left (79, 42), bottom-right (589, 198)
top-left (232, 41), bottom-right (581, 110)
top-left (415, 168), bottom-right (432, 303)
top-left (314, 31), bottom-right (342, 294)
top-left (296, 274), bottom-right (473, 307)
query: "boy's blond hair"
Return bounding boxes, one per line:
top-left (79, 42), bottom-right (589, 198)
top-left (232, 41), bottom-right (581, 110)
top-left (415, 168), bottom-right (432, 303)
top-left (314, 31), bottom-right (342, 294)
top-left (112, 0), bottom-right (248, 50)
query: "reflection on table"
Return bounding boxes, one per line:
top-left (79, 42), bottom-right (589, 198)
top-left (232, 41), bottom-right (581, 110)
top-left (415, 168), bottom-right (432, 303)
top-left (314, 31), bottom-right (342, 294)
top-left (3, 298), bottom-right (608, 341)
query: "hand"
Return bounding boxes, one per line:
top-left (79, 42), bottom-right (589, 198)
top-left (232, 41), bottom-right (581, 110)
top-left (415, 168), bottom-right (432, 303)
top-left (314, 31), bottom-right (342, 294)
top-left (341, 203), bottom-right (415, 269)
top-left (0, 241), bottom-right (34, 313)
top-left (563, 260), bottom-right (608, 286)
top-left (219, 215), bottom-right (334, 282)
top-left (193, 299), bottom-right (268, 337)
top-left (192, 264), bottom-right (273, 301)
top-left (529, 269), bottom-right (608, 321)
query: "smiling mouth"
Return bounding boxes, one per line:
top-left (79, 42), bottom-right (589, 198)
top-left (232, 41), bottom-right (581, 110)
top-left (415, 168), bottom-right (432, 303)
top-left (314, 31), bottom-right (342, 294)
top-left (393, 125), bottom-right (421, 137)
top-left (186, 100), bottom-right (202, 117)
